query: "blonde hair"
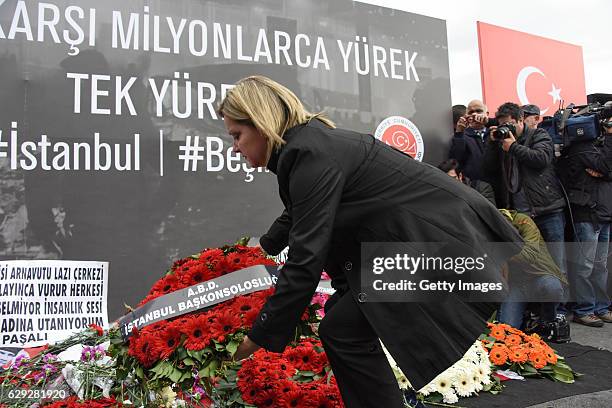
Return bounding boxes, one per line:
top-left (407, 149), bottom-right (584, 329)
top-left (218, 76), bottom-right (335, 163)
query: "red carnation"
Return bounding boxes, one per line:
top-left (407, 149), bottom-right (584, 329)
top-left (88, 323), bottom-right (104, 336)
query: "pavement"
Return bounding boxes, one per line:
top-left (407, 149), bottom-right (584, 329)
top-left (525, 319), bottom-right (612, 408)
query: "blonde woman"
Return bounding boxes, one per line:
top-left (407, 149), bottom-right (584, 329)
top-left (220, 76), bottom-right (522, 407)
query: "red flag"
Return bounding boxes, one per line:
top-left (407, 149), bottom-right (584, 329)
top-left (477, 22), bottom-right (586, 115)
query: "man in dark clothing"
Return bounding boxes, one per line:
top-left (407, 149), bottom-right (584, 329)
top-left (449, 100), bottom-right (489, 181)
top-left (557, 112), bottom-right (612, 326)
top-left (482, 102), bottom-right (567, 279)
top-left (437, 158), bottom-right (496, 206)
top-left (521, 104), bottom-right (542, 130)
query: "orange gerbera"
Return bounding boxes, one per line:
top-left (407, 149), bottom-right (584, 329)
top-left (545, 349), bottom-right (558, 364)
top-left (491, 343), bottom-right (510, 353)
top-left (506, 327), bottom-right (523, 336)
top-left (508, 346), bottom-right (528, 364)
top-left (504, 334), bottom-right (521, 346)
top-left (490, 347), bottom-right (508, 366)
top-left (529, 351), bottom-right (547, 369)
top-left (489, 325), bottom-right (506, 341)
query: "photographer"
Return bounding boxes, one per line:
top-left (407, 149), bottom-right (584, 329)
top-left (449, 100), bottom-right (490, 181)
top-left (482, 102), bottom-right (567, 279)
top-left (557, 109), bottom-right (612, 326)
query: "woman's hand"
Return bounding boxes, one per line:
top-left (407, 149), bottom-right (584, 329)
top-left (233, 335), bottom-right (261, 361)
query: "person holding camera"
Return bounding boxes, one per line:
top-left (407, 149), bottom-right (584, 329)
top-left (449, 100), bottom-right (490, 181)
top-left (483, 102), bottom-right (566, 268)
top-left (556, 110), bottom-right (612, 326)
top-left (482, 102), bottom-right (567, 327)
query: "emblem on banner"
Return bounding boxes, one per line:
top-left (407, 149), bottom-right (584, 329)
top-left (374, 116), bottom-right (424, 161)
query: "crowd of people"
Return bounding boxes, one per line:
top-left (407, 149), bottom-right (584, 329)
top-left (443, 99), bottom-right (612, 341)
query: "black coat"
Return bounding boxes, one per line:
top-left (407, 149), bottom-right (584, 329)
top-left (482, 126), bottom-right (565, 216)
top-left (250, 119), bottom-right (523, 389)
top-left (557, 136), bottom-right (612, 223)
top-left (449, 127), bottom-right (487, 181)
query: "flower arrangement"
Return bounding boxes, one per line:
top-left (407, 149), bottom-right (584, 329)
top-left (0, 325), bottom-right (119, 407)
top-left (108, 243), bottom-right (326, 406)
top-left (0, 242), bottom-right (579, 408)
top-left (480, 322), bottom-right (577, 383)
top-left (384, 340), bottom-right (497, 405)
top-left (214, 337), bottom-right (343, 407)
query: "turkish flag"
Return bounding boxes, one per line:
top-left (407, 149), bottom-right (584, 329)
top-left (477, 22), bottom-right (586, 116)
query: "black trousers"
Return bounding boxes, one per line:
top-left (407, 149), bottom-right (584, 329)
top-left (319, 292), bottom-right (405, 408)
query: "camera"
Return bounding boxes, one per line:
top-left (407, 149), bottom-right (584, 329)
top-left (493, 123), bottom-right (516, 140)
top-left (539, 103), bottom-right (612, 147)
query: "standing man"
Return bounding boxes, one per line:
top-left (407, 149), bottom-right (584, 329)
top-left (521, 104), bottom-right (541, 130)
top-left (557, 110), bottom-right (612, 326)
top-left (483, 102), bottom-right (567, 276)
top-left (449, 100), bottom-right (490, 181)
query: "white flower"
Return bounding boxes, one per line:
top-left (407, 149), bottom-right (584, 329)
top-left (397, 375), bottom-right (411, 390)
top-left (442, 389), bottom-right (459, 404)
top-left (433, 372), bottom-right (453, 395)
top-left (159, 386), bottom-right (177, 407)
top-left (455, 371), bottom-right (475, 397)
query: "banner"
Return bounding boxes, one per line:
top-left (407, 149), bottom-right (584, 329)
top-left (0, 0), bottom-right (451, 319)
top-left (117, 264), bottom-right (280, 339)
top-left (117, 263), bottom-right (335, 339)
top-left (477, 21), bottom-right (586, 115)
top-left (0, 260), bottom-right (108, 347)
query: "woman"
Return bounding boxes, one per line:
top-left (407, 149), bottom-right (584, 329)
top-left (220, 76), bottom-right (522, 407)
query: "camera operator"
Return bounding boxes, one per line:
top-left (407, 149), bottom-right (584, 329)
top-left (449, 100), bottom-right (490, 181)
top-left (482, 103), bottom-right (567, 322)
top-left (557, 108), bottom-right (612, 326)
top-left (521, 104), bottom-right (541, 130)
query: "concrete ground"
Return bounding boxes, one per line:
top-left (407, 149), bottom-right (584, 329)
top-left (526, 320), bottom-right (612, 408)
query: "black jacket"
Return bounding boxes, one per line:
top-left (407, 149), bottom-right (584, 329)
top-left (557, 135), bottom-right (612, 223)
top-left (466, 178), bottom-right (497, 206)
top-left (251, 119), bottom-right (523, 389)
top-left (482, 126), bottom-right (565, 216)
top-left (449, 127), bottom-right (487, 181)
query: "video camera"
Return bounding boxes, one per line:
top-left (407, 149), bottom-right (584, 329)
top-left (539, 102), bottom-right (612, 148)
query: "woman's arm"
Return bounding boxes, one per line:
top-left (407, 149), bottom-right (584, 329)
top-left (247, 145), bottom-right (345, 353)
top-left (259, 210), bottom-right (291, 256)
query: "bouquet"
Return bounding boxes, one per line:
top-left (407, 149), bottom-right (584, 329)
top-left (480, 322), bottom-right (577, 383)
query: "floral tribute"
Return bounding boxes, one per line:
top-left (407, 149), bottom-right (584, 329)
top-left (215, 337), bottom-right (343, 407)
top-left (109, 243), bottom-right (330, 407)
top-left (480, 322), bottom-right (577, 383)
top-left (0, 242), bottom-right (579, 407)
